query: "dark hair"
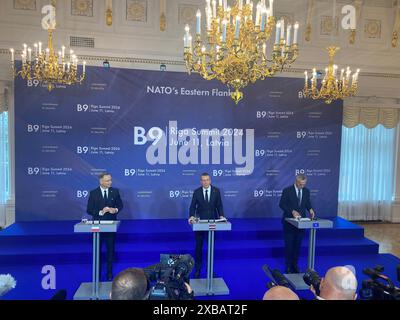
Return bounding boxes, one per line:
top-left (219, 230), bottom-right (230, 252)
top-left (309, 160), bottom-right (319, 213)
top-left (99, 172), bottom-right (111, 180)
top-left (200, 172), bottom-right (210, 178)
top-left (296, 174), bottom-right (307, 181)
top-left (111, 268), bottom-right (148, 300)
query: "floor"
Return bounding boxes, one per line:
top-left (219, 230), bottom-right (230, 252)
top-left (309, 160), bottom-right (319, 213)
top-left (1, 218), bottom-right (399, 300)
top-left (357, 222), bottom-right (400, 258)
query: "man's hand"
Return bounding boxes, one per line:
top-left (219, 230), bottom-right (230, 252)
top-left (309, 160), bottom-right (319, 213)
top-left (188, 216), bottom-right (195, 225)
top-left (109, 208), bottom-right (118, 214)
top-left (310, 284), bottom-right (317, 296)
top-left (184, 283), bottom-right (193, 295)
top-left (102, 207), bottom-right (111, 214)
top-left (309, 209), bottom-right (316, 220)
top-left (292, 210), bottom-right (301, 219)
top-left (220, 216), bottom-right (226, 221)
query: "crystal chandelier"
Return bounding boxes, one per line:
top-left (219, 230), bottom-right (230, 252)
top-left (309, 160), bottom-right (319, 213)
top-left (10, 3), bottom-right (86, 92)
top-left (183, 0), bottom-right (299, 104)
top-left (303, 47), bottom-right (360, 104)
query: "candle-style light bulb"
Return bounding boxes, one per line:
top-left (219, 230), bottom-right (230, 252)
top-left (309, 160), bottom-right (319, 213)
top-left (293, 22), bottom-right (299, 44)
top-left (275, 21), bottom-right (281, 44)
top-left (196, 10), bottom-right (201, 35)
top-left (10, 49), bottom-right (15, 63)
top-left (235, 16), bottom-right (241, 39)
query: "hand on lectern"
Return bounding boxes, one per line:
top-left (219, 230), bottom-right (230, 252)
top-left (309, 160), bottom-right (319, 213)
top-left (292, 210), bottom-right (301, 219)
top-left (309, 209), bottom-right (316, 220)
top-left (102, 207), bottom-right (111, 214)
top-left (188, 216), bottom-right (195, 225)
top-left (220, 216), bottom-right (227, 221)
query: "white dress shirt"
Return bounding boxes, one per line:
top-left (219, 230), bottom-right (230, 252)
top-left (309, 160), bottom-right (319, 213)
top-left (203, 186), bottom-right (211, 202)
top-left (99, 186), bottom-right (118, 216)
top-left (294, 184), bottom-right (302, 205)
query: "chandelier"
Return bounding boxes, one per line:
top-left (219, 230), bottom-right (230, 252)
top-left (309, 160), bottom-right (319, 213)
top-left (10, 4), bottom-right (86, 91)
top-left (303, 47), bottom-right (360, 104)
top-left (183, 0), bottom-right (299, 104)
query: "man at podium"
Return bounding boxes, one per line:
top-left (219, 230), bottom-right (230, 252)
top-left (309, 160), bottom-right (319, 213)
top-left (188, 173), bottom-right (225, 278)
top-left (279, 174), bottom-right (315, 274)
top-left (86, 172), bottom-right (124, 281)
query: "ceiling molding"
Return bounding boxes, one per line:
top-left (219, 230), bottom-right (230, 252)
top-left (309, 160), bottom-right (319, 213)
top-left (1, 50), bottom-right (400, 80)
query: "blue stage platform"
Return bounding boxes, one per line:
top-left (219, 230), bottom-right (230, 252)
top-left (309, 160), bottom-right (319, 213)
top-left (0, 217), bottom-right (399, 300)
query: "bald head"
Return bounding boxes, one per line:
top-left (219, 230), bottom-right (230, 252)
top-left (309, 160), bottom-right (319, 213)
top-left (111, 268), bottom-right (148, 300)
top-left (320, 266), bottom-right (358, 300)
top-left (263, 286), bottom-right (300, 300)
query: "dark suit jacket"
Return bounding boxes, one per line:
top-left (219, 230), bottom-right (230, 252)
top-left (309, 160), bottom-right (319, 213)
top-left (189, 186), bottom-right (224, 220)
top-left (279, 185), bottom-right (313, 221)
top-left (86, 187), bottom-right (123, 221)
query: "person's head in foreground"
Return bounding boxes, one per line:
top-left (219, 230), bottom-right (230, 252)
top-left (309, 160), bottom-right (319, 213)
top-left (317, 266), bottom-right (358, 300)
top-left (263, 286), bottom-right (300, 300)
top-left (111, 268), bottom-right (148, 300)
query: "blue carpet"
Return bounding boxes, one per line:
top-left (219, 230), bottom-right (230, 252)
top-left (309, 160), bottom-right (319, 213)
top-left (0, 217), bottom-right (399, 300)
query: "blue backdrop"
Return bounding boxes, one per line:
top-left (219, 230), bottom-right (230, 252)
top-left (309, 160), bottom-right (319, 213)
top-left (15, 67), bottom-right (343, 221)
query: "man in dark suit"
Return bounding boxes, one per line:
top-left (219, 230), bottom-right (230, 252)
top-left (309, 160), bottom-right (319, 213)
top-left (86, 172), bottom-right (123, 281)
top-left (279, 174), bottom-right (315, 274)
top-left (188, 173), bottom-right (225, 278)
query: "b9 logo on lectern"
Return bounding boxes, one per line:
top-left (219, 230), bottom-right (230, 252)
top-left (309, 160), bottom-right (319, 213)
top-left (28, 124), bottom-right (40, 133)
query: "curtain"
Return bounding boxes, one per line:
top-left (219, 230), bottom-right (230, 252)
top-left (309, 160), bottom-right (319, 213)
top-left (0, 112), bottom-right (9, 206)
top-left (338, 124), bottom-right (398, 221)
top-left (343, 105), bottom-right (400, 129)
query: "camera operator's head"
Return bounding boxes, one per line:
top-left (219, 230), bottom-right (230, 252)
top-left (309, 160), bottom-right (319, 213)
top-left (111, 268), bottom-right (148, 300)
top-left (263, 286), bottom-right (299, 300)
top-left (317, 266), bottom-right (358, 300)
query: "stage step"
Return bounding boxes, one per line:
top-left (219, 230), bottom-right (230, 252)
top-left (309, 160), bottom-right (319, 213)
top-left (0, 237), bottom-right (379, 265)
top-left (0, 217), bottom-right (377, 266)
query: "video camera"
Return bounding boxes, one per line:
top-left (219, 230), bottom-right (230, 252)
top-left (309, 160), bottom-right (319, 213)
top-left (359, 265), bottom-right (400, 300)
top-left (262, 265), bottom-right (293, 289)
top-left (303, 269), bottom-right (322, 296)
top-left (144, 254), bottom-right (195, 300)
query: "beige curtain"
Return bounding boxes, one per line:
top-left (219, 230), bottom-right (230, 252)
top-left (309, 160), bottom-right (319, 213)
top-left (343, 106), bottom-right (400, 129)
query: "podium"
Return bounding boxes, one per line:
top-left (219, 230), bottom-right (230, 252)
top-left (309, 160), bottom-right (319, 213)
top-left (73, 221), bottom-right (120, 300)
top-left (189, 220), bottom-right (231, 297)
top-left (284, 218), bottom-right (333, 290)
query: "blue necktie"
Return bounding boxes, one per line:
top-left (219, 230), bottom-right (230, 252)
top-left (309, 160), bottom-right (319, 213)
top-left (104, 190), bottom-right (107, 200)
top-left (205, 189), bottom-right (209, 203)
